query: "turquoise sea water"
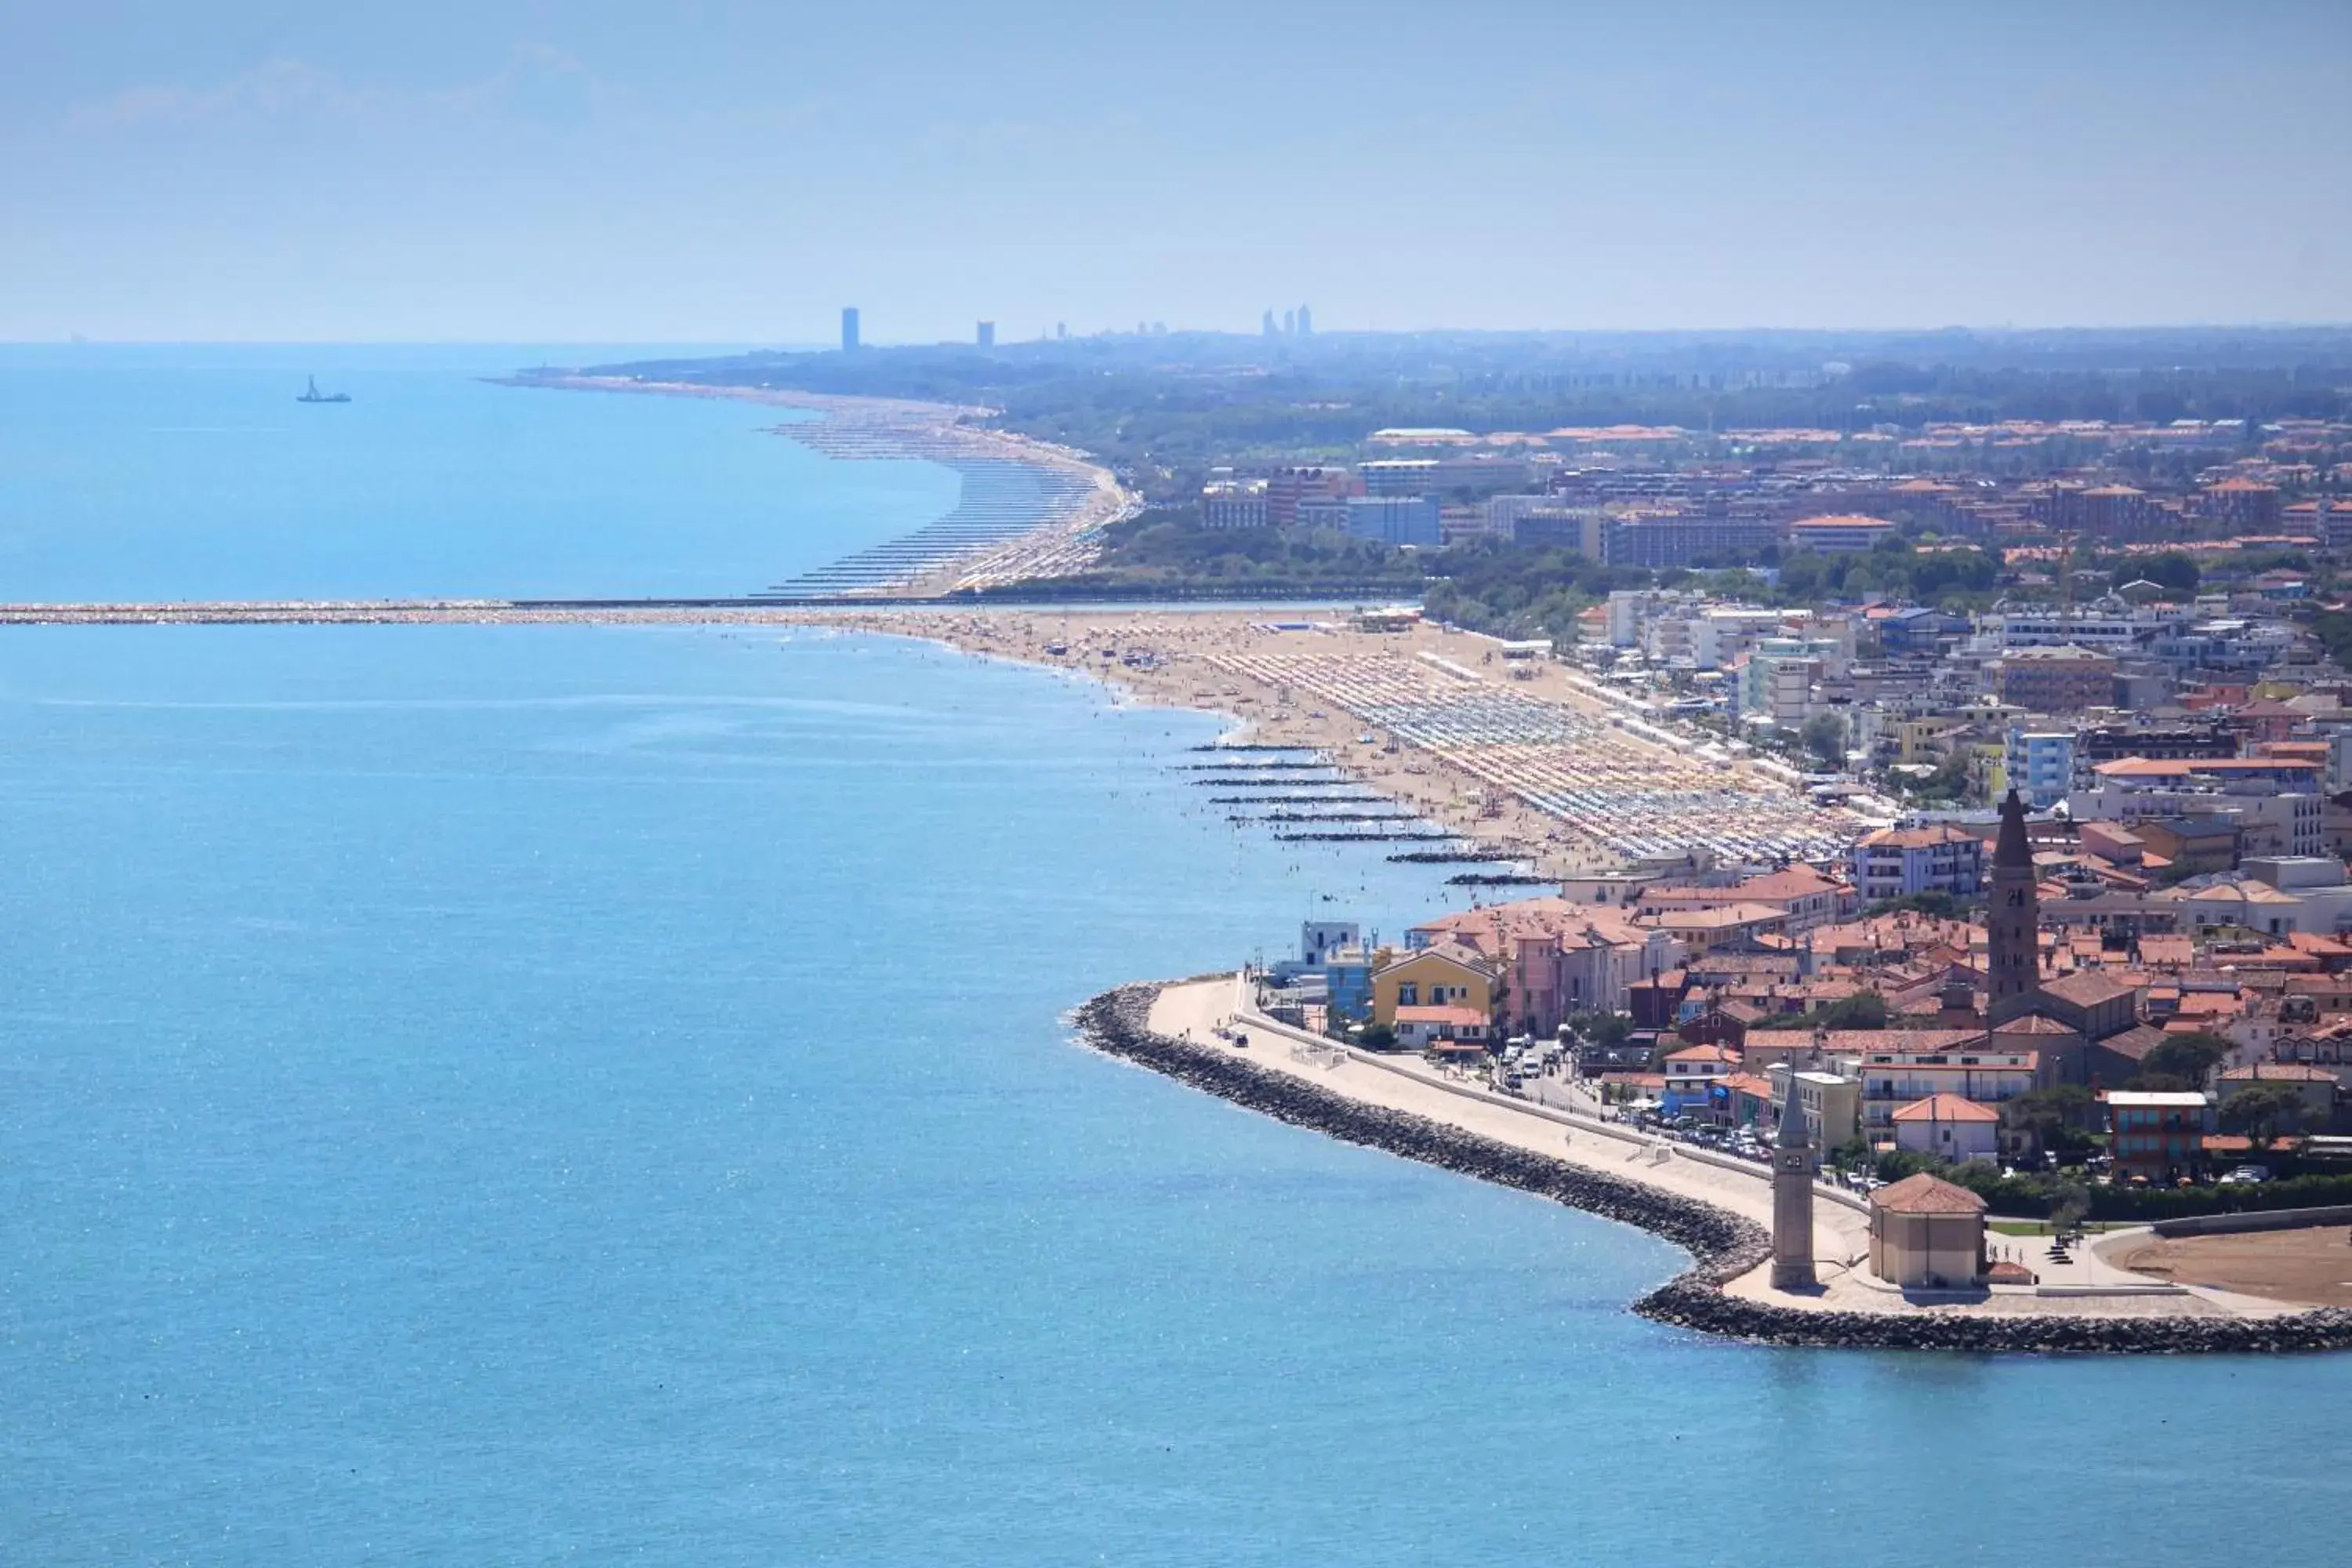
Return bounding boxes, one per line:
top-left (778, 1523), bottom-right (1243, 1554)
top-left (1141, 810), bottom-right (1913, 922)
top-left (3, 354), bottom-right (2350, 1566)
top-left (0, 344), bottom-right (953, 600)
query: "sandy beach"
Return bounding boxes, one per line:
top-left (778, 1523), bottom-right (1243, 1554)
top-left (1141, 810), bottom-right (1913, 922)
top-left (800, 606), bottom-right (1856, 873)
top-left (499, 372), bottom-right (1135, 593)
top-left (0, 599), bottom-right (1855, 873)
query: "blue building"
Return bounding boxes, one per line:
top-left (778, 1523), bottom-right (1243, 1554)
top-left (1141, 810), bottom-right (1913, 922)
top-left (1341, 495), bottom-right (1441, 547)
top-left (1876, 605), bottom-right (1967, 655)
top-left (2004, 727), bottom-right (2077, 810)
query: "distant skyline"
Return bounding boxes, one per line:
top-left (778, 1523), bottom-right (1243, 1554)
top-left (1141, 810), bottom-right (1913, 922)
top-left (5, 1), bottom-right (2348, 342)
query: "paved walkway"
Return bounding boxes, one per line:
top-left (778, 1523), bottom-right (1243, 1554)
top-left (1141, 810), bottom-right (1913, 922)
top-left (1147, 976), bottom-right (1871, 1264)
top-left (1142, 975), bottom-right (2286, 1321)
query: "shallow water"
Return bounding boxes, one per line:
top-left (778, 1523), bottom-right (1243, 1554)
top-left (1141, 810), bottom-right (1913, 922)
top-left (0, 343), bottom-right (951, 599)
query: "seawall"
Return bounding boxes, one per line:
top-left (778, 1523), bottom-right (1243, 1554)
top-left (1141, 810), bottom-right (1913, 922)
top-left (1074, 983), bottom-right (2352, 1355)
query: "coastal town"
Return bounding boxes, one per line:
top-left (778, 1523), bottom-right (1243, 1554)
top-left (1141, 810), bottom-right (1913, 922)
top-left (15, 339), bottom-right (2352, 1345)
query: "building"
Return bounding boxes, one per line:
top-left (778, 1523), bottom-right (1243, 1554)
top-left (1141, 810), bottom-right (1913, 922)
top-left (2077, 722), bottom-right (2238, 769)
top-left (1407, 897), bottom-right (1680, 1030)
top-left (1995, 646), bottom-right (2116, 713)
top-left (2103, 1090), bottom-right (2215, 1179)
top-left (1200, 479), bottom-right (1270, 530)
top-left (1737, 637), bottom-right (1841, 725)
top-left (1359, 457), bottom-right (1532, 498)
top-left (2202, 477), bottom-right (2281, 530)
top-left (1263, 466), bottom-right (1338, 526)
top-left (2036, 969), bottom-right (2139, 1044)
top-left (1858, 1043), bottom-right (2039, 1132)
top-left (1788, 514), bottom-right (1896, 554)
top-left (1299, 495), bottom-right (1442, 547)
top-left (1889, 1093), bottom-right (2001, 1162)
top-left (1663, 1043), bottom-right (1740, 1099)
top-left (976, 321), bottom-right (996, 348)
top-left (840, 306), bottom-right (860, 352)
top-left (1768, 1064), bottom-right (1862, 1149)
top-left (1987, 789), bottom-right (2042, 1026)
top-left (1298, 921), bottom-right (1360, 968)
top-left (1850, 823), bottom-right (1984, 902)
top-left (1371, 944), bottom-right (1497, 1028)
top-left (1867, 1173), bottom-right (1987, 1290)
top-left (2217, 1062), bottom-right (2337, 1123)
top-left (1600, 514), bottom-right (1777, 569)
top-left (2133, 815), bottom-right (2239, 873)
top-left (2070, 758), bottom-right (2325, 860)
top-left (2004, 729), bottom-right (2077, 811)
top-left (1392, 1004), bottom-right (1492, 1051)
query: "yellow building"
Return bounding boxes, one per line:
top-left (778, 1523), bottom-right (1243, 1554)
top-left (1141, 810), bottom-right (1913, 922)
top-left (1893, 714), bottom-right (1969, 766)
top-left (1371, 944), bottom-right (1497, 1027)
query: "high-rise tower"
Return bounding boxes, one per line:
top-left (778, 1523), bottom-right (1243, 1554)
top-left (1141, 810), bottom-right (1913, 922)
top-left (977, 321), bottom-right (995, 348)
top-left (1987, 788), bottom-right (2042, 1025)
top-left (840, 307), bottom-right (861, 353)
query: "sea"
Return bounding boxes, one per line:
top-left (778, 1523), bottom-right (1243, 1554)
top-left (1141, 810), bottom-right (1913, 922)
top-left (1, 345), bottom-right (2346, 1566)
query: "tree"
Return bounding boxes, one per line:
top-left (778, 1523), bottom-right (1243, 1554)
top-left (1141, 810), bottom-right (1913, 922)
top-left (2220, 1082), bottom-right (2306, 1147)
top-left (1801, 711), bottom-right (1849, 771)
top-left (1356, 1021), bottom-right (1397, 1051)
top-left (1781, 991), bottom-right (1889, 1033)
top-left (1864, 890), bottom-right (1961, 920)
top-left (2136, 1032), bottom-right (2230, 1089)
top-left (2002, 1084), bottom-right (2097, 1163)
top-left (2137, 553), bottom-right (2201, 594)
top-left (2049, 1175), bottom-right (2092, 1239)
top-left (1570, 1010), bottom-right (1631, 1049)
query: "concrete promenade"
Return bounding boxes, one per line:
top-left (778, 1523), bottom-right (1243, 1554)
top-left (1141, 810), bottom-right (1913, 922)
top-left (1146, 975), bottom-right (2290, 1321)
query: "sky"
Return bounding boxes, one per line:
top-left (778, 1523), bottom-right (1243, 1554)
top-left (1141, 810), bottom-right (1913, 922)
top-left (4, 0), bottom-right (2348, 342)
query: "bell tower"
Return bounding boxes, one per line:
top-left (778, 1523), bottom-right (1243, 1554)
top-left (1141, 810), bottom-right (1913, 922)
top-left (1987, 788), bottom-right (2042, 1026)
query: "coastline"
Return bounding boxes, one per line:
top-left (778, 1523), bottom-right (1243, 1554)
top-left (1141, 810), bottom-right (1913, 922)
top-left (1079, 981), bottom-right (2352, 1353)
top-left (496, 372), bottom-right (1134, 594)
top-left (0, 602), bottom-right (1841, 877)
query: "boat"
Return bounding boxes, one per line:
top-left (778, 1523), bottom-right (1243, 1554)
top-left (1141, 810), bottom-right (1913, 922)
top-left (296, 376), bottom-right (351, 405)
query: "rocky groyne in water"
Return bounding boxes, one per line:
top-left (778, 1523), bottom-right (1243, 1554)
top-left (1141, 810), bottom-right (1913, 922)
top-left (1073, 984), bottom-right (2352, 1356)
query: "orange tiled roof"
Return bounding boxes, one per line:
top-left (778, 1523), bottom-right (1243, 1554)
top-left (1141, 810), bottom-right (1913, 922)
top-left (1890, 1093), bottom-right (2001, 1124)
top-left (1871, 1172), bottom-right (1989, 1215)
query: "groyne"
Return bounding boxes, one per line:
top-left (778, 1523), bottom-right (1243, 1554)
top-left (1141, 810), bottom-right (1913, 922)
top-left (1074, 984), bottom-right (2352, 1355)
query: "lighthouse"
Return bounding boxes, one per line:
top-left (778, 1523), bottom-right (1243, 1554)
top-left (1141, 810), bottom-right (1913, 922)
top-left (1770, 1086), bottom-right (1817, 1290)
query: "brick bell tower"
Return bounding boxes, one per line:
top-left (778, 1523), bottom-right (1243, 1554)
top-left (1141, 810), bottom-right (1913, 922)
top-left (1986, 788), bottom-right (2042, 1027)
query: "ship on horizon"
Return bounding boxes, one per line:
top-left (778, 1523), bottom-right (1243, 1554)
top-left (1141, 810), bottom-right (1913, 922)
top-left (296, 376), bottom-right (351, 405)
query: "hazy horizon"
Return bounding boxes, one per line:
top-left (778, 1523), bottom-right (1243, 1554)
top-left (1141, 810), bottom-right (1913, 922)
top-left (10, 321), bottom-right (2352, 349)
top-left (6, 1), bottom-right (2347, 340)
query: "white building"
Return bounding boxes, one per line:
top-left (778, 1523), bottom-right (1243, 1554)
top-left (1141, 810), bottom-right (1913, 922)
top-left (1788, 514), bottom-right (1896, 553)
top-left (1200, 479), bottom-right (1270, 529)
top-left (1890, 1093), bottom-right (2001, 1162)
top-left (1857, 1044), bottom-right (2038, 1132)
top-left (1849, 822), bottom-right (1985, 902)
top-left (2068, 760), bottom-right (2325, 859)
